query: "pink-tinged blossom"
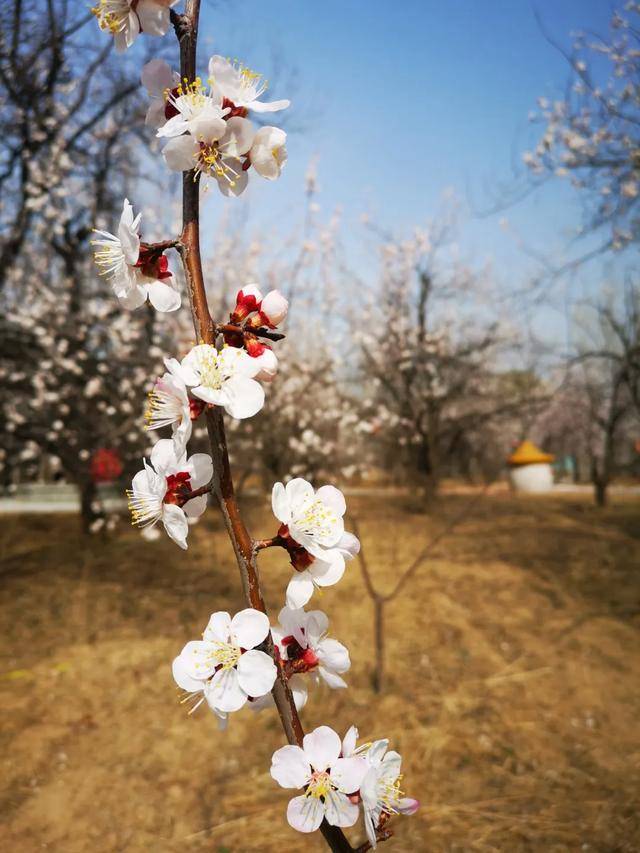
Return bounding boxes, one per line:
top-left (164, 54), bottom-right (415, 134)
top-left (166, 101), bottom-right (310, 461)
top-left (171, 344), bottom-right (265, 419)
top-left (91, 199), bottom-right (180, 312)
top-left (92, 0), bottom-right (177, 52)
top-left (172, 609), bottom-right (277, 715)
top-left (270, 725), bottom-right (367, 833)
top-left (127, 439), bottom-right (212, 549)
top-left (232, 284), bottom-right (263, 322)
top-left (208, 55), bottom-right (290, 114)
top-left (271, 478), bottom-right (360, 607)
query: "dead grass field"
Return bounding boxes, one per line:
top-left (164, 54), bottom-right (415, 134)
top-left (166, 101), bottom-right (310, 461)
top-left (1, 492), bottom-right (639, 853)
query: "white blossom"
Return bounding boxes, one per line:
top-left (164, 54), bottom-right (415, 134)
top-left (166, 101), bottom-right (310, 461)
top-left (270, 725), bottom-right (367, 833)
top-left (127, 439), bottom-right (212, 549)
top-left (360, 741), bottom-right (419, 848)
top-left (208, 55), bottom-right (290, 114)
top-left (141, 59), bottom-right (179, 128)
top-left (271, 478), bottom-right (360, 607)
top-left (91, 199), bottom-right (181, 312)
top-left (250, 126), bottom-right (288, 181)
top-left (172, 344), bottom-right (265, 419)
top-left (172, 609), bottom-right (277, 714)
top-left (92, 0), bottom-right (177, 52)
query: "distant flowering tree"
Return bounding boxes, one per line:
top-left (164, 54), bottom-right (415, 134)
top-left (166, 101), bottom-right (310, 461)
top-left (524, 3), bottom-right (640, 254)
top-left (88, 2), bottom-right (417, 850)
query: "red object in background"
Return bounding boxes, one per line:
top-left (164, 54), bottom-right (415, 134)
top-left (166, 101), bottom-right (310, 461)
top-left (90, 448), bottom-right (123, 483)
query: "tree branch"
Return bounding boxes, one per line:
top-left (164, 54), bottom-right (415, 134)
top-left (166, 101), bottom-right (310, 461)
top-left (173, 5), bottom-right (354, 851)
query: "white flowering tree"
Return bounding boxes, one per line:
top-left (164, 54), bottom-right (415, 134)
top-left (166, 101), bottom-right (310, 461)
top-left (356, 216), bottom-right (534, 494)
top-left (0, 0), bottom-right (173, 527)
top-left (87, 2), bottom-right (418, 849)
top-left (524, 3), bottom-right (640, 255)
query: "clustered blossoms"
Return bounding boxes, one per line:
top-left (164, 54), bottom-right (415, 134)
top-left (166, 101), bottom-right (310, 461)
top-left (142, 55), bottom-right (289, 196)
top-left (94, 9), bottom-right (417, 849)
top-left (271, 725), bottom-right (418, 843)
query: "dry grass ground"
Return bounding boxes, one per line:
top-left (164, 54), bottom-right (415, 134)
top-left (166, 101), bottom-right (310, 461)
top-left (0, 492), bottom-right (639, 853)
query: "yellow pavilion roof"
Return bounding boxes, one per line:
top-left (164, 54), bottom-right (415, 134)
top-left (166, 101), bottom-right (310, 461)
top-left (507, 440), bottom-right (554, 466)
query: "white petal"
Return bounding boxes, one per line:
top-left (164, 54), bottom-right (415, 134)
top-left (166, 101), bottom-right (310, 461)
top-left (318, 667), bottom-right (348, 689)
top-left (203, 611), bottom-right (231, 643)
top-left (162, 136), bottom-right (198, 170)
top-left (231, 608), bottom-right (270, 649)
top-left (285, 477), bottom-right (314, 506)
top-left (150, 438), bottom-right (178, 474)
top-left (398, 797), bottom-right (420, 815)
top-left (336, 530), bottom-right (360, 558)
top-left (250, 98), bottom-right (290, 113)
top-left (303, 726), bottom-right (341, 772)
top-left (342, 726), bottom-right (359, 758)
top-left (315, 485), bottom-right (346, 517)
top-left (136, 0), bottom-right (171, 36)
top-left (146, 281), bottom-right (181, 312)
top-left (189, 111), bottom-right (227, 141)
top-left (236, 649), bottom-right (277, 697)
top-left (317, 638), bottom-right (350, 675)
top-left (271, 481), bottom-right (290, 524)
top-left (286, 572), bottom-right (314, 608)
top-left (176, 640), bottom-right (217, 679)
top-left (270, 745), bottom-right (311, 789)
top-left (330, 756), bottom-right (367, 795)
top-left (305, 610), bottom-right (329, 646)
top-left (117, 283), bottom-right (147, 310)
top-left (221, 375), bottom-right (264, 419)
top-left (183, 494), bottom-right (207, 518)
top-left (364, 809), bottom-right (378, 848)
top-left (188, 452), bottom-right (213, 488)
top-left (206, 666), bottom-right (246, 712)
top-left (289, 674), bottom-right (308, 711)
top-left (324, 789), bottom-right (360, 827)
top-left (309, 553), bottom-right (345, 588)
top-left (216, 160), bottom-right (248, 197)
top-left (367, 740), bottom-right (390, 767)
top-left (380, 750), bottom-right (402, 781)
top-left (286, 795), bottom-right (325, 833)
top-left (172, 655), bottom-right (204, 692)
top-left (162, 504), bottom-right (189, 549)
top-left (220, 116), bottom-right (255, 157)
top-left (141, 58), bottom-right (174, 96)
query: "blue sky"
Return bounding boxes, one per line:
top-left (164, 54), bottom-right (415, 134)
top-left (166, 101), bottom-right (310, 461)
top-left (193, 0), bottom-right (619, 333)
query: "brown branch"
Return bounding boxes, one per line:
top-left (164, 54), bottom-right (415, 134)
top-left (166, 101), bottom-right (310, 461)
top-left (172, 5), bottom-right (353, 851)
top-left (215, 322), bottom-right (286, 342)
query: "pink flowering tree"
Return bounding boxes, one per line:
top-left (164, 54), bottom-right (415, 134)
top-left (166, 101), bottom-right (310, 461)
top-left (89, 2), bottom-right (417, 849)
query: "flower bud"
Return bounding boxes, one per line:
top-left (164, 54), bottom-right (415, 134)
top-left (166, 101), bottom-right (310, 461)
top-left (259, 289), bottom-right (289, 328)
top-left (231, 283), bottom-right (263, 322)
top-left (253, 348), bottom-right (278, 383)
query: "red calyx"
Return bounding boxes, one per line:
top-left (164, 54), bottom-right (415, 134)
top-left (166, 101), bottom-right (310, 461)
top-left (278, 524), bottom-right (315, 571)
top-left (165, 87), bottom-right (180, 120)
top-left (244, 336), bottom-right (266, 358)
top-left (163, 471), bottom-right (193, 506)
top-left (189, 399), bottom-right (206, 421)
top-left (222, 97), bottom-right (248, 119)
top-left (137, 246), bottom-right (172, 280)
top-left (281, 635), bottom-right (319, 675)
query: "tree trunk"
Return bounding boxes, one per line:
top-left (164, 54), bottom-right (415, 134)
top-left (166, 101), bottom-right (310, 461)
top-left (79, 478), bottom-right (99, 533)
top-left (594, 478), bottom-right (608, 507)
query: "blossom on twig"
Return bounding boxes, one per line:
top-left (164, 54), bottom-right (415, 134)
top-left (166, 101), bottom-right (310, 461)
top-left (91, 199), bottom-right (180, 312)
top-left (127, 438), bottom-right (212, 549)
top-left (172, 609), bottom-right (277, 715)
top-left (271, 478), bottom-right (360, 607)
top-left (92, 0), bottom-right (177, 52)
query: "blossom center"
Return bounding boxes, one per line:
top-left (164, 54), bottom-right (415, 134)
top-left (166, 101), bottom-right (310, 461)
top-left (306, 770), bottom-right (334, 800)
top-left (380, 774), bottom-right (404, 814)
top-left (91, 0), bottom-right (130, 34)
top-left (212, 642), bottom-right (242, 670)
top-left (293, 498), bottom-right (339, 539)
top-left (163, 471), bottom-right (193, 506)
top-left (195, 347), bottom-right (225, 389)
